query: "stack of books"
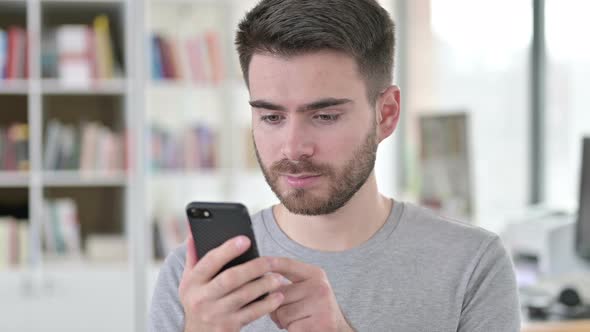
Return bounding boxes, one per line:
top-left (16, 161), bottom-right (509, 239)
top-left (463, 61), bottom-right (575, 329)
top-left (44, 119), bottom-right (126, 171)
top-left (150, 30), bottom-right (224, 84)
top-left (150, 123), bottom-right (217, 171)
top-left (42, 15), bottom-right (120, 85)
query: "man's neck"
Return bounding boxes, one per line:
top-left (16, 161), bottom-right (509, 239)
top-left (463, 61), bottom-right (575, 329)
top-left (272, 173), bottom-right (393, 252)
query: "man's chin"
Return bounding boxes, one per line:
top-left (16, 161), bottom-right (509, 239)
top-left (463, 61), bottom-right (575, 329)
top-left (279, 194), bottom-right (337, 216)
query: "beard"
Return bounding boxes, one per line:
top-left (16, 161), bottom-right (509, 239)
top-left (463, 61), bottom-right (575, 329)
top-left (254, 126), bottom-right (378, 216)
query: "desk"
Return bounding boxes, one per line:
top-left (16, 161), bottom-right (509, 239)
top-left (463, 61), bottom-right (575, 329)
top-left (522, 320), bottom-right (590, 332)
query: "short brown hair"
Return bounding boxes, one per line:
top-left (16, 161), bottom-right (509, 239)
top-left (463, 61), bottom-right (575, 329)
top-left (235, 0), bottom-right (396, 104)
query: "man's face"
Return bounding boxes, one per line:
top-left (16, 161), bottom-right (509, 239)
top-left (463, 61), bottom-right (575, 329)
top-left (248, 51), bottom-right (378, 215)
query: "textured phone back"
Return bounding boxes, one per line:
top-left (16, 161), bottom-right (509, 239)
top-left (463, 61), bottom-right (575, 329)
top-left (186, 202), bottom-right (260, 275)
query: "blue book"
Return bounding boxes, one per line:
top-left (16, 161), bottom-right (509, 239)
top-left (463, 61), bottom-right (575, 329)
top-left (0, 30), bottom-right (7, 79)
top-left (151, 35), bottom-right (164, 80)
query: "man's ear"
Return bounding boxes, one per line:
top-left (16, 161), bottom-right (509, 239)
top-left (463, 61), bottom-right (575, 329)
top-left (375, 85), bottom-right (401, 143)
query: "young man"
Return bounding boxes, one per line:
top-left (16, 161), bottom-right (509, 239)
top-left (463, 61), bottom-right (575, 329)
top-left (149, 0), bottom-right (521, 331)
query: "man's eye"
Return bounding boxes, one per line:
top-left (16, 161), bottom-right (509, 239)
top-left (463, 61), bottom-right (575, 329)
top-left (315, 114), bottom-right (340, 122)
top-left (261, 115), bottom-right (283, 124)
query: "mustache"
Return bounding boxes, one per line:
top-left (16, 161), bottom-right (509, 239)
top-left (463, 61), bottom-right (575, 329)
top-left (270, 158), bottom-right (330, 175)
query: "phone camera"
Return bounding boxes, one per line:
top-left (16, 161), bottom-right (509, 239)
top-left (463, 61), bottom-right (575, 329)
top-left (190, 208), bottom-right (212, 219)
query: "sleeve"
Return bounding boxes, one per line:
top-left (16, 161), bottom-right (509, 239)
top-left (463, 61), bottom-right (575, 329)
top-left (458, 235), bottom-right (522, 332)
top-left (148, 248), bottom-right (186, 332)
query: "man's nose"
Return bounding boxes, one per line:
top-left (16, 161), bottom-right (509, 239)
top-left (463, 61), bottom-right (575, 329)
top-left (281, 118), bottom-right (314, 161)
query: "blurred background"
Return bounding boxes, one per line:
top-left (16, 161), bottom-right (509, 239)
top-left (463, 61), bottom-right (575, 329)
top-left (0, 0), bottom-right (589, 331)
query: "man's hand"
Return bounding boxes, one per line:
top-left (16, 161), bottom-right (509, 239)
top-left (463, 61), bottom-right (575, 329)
top-left (179, 234), bottom-right (285, 332)
top-left (269, 257), bottom-right (354, 332)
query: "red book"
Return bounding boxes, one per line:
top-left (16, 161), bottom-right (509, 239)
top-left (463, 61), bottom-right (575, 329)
top-left (186, 37), bottom-right (206, 83)
top-left (159, 37), bottom-right (174, 79)
top-left (87, 28), bottom-right (98, 80)
top-left (167, 38), bottom-right (182, 80)
top-left (4, 27), bottom-right (16, 79)
top-left (23, 31), bottom-right (28, 79)
top-left (205, 31), bottom-right (224, 84)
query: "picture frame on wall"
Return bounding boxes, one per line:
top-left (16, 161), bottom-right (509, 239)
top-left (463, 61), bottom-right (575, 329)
top-left (418, 111), bottom-right (474, 222)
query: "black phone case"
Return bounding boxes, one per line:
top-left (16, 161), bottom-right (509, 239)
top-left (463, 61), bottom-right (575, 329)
top-left (186, 202), bottom-right (260, 275)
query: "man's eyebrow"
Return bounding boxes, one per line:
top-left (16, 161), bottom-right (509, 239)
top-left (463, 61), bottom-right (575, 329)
top-left (248, 100), bottom-right (286, 111)
top-left (298, 98), bottom-right (353, 112)
top-left (249, 98), bottom-right (353, 112)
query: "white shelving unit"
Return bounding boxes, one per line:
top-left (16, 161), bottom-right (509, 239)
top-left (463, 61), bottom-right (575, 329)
top-left (0, 171), bottom-right (29, 187)
top-left (42, 170), bottom-right (128, 186)
top-left (0, 79), bottom-right (29, 94)
top-left (1, 0), bottom-right (138, 330)
top-left (41, 78), bottom-right (127, 95)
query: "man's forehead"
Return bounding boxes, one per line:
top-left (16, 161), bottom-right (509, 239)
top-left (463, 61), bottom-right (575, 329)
top-left (248, 50), bottom-right (360, 75)
top-left (248, 51), bottom-right (365, 95)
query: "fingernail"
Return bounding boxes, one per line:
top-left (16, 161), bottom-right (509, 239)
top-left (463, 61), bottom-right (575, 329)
top-left (235, 236), bottom-right (246, 249)
top-left (272, 274), bottom-right (283, 284)
top-left (279, 275), bottom-right (291, 285)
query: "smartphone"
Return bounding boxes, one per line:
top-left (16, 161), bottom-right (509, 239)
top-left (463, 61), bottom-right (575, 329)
top-left (186, 202), bottom-right (260, 276)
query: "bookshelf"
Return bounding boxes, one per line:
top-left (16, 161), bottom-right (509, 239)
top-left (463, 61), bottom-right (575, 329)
top-left (0, 0), bottom-right (136, 330)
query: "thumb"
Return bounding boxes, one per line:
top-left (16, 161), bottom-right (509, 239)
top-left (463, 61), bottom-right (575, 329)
top-left (183, 232), bottom-right (198, 272)
top-left (270, 311), bottom-right (283, 329)
top-left (179, 232), bottom-right (198, 296)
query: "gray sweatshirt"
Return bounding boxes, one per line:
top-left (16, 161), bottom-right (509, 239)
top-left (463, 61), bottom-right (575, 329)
top-left (149, 201), bottom-right (521, 331)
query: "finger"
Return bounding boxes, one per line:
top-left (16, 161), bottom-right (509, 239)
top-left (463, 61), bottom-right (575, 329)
top-left (277, 279), bottom-right (313, 306)
top-left (218, 273), bottom-right (283, 311)
top-left (288, 318), bottom-right (315, 332)
top-left (206, 257), bottom-right (274, 299)
top-left (235, 292), bottom-right (284, 326)
top-left (275, 300), bottom-right (312, 330)
top-left (270, 257), bottom-right (318, 283)
top-left (193, 236), bottom-right (251, 283)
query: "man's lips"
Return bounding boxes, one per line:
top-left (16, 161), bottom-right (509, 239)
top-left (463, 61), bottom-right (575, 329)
top-left (281, 173), bottom-right (322, 188)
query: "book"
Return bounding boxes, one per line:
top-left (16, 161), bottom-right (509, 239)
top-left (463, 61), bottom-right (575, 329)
top-left (8, 123), bottom-right (29, 171)
top-left (43, 119), bottom-right (62, 170)
top-left (56, 25), bottom-right (93, 86)
top-left (0, 217), bottom-right (30, 269)
top-left (0, 29), bottom-right (6, 79)
top-left (205, 31), bottom-right (224, 84)
top-left (41, 30), bottom-right (58, 78)
top-left (151, 35), bottom-right (164, 79)
top-left (186, 36), bottom-right (204, 82)
top-left (0, 123), bottom-right (29, 171)
top-left (56, 199), bottom-right (81, 254)
top-left (41, 199), bottom-right (81, 257)
top-left (93, 15), bottom-right (115, 79)
top-left (159, 36), bottom-right (176, 79)
top-left (5, 26), bottom-right (26, 79)
top-left (58, 124), bottom-right (77, 170)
